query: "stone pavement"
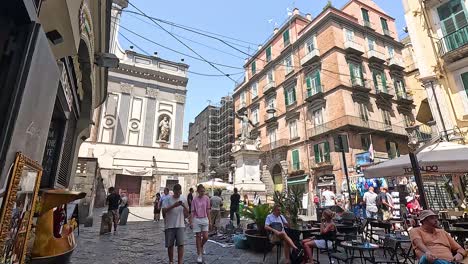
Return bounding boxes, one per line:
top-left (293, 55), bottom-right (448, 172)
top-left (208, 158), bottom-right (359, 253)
top-left (70, 207), bottom-right (327, 264)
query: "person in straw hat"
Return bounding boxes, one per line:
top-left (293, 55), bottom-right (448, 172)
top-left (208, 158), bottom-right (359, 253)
top-left (409, 210), bottom-right (466, 264)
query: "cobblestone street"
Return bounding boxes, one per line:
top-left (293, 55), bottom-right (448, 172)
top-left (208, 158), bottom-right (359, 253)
top-left (69, 207), bottom-right (300, 264)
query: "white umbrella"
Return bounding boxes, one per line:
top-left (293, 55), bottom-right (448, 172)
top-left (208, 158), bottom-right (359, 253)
top-left (198, 179), bottom-right (233, 195)
top-left (363, 141), bottom-right (468, 178)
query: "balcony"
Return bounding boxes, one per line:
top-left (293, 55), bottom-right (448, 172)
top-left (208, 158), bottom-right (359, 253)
top-left (260, 139), bottom-right (289, 152)
top-left (383, 29), bottom-right (393, 38)
top-left (344, 40), bottom-right (365, 55)
top-left (307, 115), bottom-right (407, 139)
top-left (350, 78), bottom-right (371, 92)
top-left (415, 122), bottom-right (439, 143)
top-left (263, 82), bottom-right (276, 94)
top-left (396, 90), bottom-right (414, 104)
top-left (301, 49), bottom-right (321, 66)
top-left (375, 86), bottom-right (394, 100)
top-left (310, 159), bottom-right (333, 170)
top-left (236, 101), bottom-right (247, 113)
top-left (367, 49), bottom-right (386, 63)
top-left (388, 57), bottom-right (405, 70)
top-left (264, 113), bottom-right (277, 123)
top-left (304, 87), bottom-right (324, 102)
top-left (362, 20), bottom-right (375, 30)
top-left (437, 26), bottom-right (468, 63)
top-left (288, 162), bottom-right (305, 176)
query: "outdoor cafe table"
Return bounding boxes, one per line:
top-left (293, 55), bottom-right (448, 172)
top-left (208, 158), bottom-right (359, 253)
top-left (340, 241), bottom-right (380, 264)
top-left (287, 226), bottom-right (320, 241)
top-left (448, 227), bottom-right (468, 246)
top-left (453, 222), bottom-right (468, 229)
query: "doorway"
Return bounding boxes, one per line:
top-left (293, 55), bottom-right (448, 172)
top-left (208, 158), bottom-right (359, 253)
top-left (115, 174), bottom-right (142, 206)
top-left (272, 164), bottom-right (283, 192)
top-left (165, 179), bottom-right (179, 193)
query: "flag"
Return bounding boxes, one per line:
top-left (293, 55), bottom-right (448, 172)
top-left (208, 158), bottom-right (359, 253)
top-left (369, 142), bottom-right (374, 162)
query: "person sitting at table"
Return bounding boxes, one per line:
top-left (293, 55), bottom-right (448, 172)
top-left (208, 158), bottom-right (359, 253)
top-left (301, 209), bottom-right (336, 263)
top-left (264, 204), bottom-right (298, 264)
top-left (409, 210), bottom-right (467, 264)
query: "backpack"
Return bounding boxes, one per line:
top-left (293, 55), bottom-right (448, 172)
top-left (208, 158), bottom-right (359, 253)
top-left (376, 193), bottom-right (383, 208)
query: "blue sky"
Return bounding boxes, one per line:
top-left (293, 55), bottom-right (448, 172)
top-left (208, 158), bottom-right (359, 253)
top-left (119, 0), bottom-right (407, 141)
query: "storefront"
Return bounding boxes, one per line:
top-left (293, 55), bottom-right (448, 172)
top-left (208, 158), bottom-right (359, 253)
top-left (287, 174), bottom-right (310, 215)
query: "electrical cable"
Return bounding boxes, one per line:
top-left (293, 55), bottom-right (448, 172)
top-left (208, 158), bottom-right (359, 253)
top-left (120, 32), bottom-right (244, 77)
top-left (124, 0), bottom-right (239, 83)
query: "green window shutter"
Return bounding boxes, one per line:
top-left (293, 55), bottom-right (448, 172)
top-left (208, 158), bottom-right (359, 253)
top-left (372, 70), bottom-right (378, 90)
top-left (349, 63), bottom-right (355, 83)
top-left (362, 8), bottom-right (370, 22)
top-left (324, 141), bottom-right (330, 162)
top-left (385, 141), bottom-right (391, 158)
top-left (283, 30), bottom-right (290, 45)
top-left (266, 46), bottom-right (272, 61)
top-left (315, 70), bottom-right (321, 92)
top-left (381, 72), bottom-right (387, 92)
top-left (292, 150), bottom-right (299, 169)
top-left (284, 88), bottom-right (289, 106)
top-left (380, 18), bottom-right (389, 30)
top-left (251, 61), bottom-right (256, 75)
top-left (292, 86), bottom-right (296, 102)
top-left (395, 143), bottom-right (400, 157)
top-left (314, 144), bottom-right (320, 163)
top-left (306, 76), bottom-right (312, 89)
top-left (359, 64), bottom-right (364, 81)
top-left (462, 72), bottom-right (468, 96)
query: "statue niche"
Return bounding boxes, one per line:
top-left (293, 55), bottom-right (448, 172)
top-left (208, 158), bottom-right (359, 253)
top-left (157, 114), bottom-right (171, 142)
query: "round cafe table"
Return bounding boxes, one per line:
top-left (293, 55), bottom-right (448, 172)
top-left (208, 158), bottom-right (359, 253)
top-left (448, 227), bottom-right (468, 246)
top-left (340, 241), bottom-right (380, 264)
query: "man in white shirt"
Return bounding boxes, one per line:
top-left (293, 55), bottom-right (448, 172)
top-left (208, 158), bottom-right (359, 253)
top-left (363, 187), bottom-right (378, 219)
top-left (162, 184), bottom-right (189, 264)
top-left (321, 188), bottom-right (336, 207)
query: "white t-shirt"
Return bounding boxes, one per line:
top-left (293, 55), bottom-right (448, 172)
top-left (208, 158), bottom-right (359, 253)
top-left (210, 196), bottom-right (223, 211)
top-left (265, 213), bottom-right (288, 231)
top-left (363, 191), bottom-right (378, 212)
top-left (162, 195), bottom-right (187, 229)
top-left (322, 190), bottom-right (336, 206)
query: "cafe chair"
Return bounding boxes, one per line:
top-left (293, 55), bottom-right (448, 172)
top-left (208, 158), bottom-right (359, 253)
top-left (263, 240), bottom-right (282, 264)
top-left (369, 237), bottom-right (400, 264)
top-left (313, 231), bottom-right (337, 264)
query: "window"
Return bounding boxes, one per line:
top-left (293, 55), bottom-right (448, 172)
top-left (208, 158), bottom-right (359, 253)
top-left (361, 8), bottom-right (370, 22)
top-left (382, 109), bottom-right (392, 126)
top-left (306, 69), bottom-right (322, 96)
top-left (344, 28), bottom-right (354, 41)
top-left (251, 82), bottom-right (258, 98)
top-left (403, 114), bottom-right (412, 127)
top-left (461, 72), bottom-right (468, 97)
top-left (251, 107), bottom-right (259, 124)
top-left (386, 140), bottom-right (400, 159)
top-left (291, 149), bottom-right (300, 170)
top-left (372, 70), bottom-right (387, 93)
top-left (395, 79), bottom-right (406, 98)
top-left (333, 134), bottom-right (349, 152)
top-left (368, 36), bottom-right (376, 51)
top-left (349, 62), bottom-right (364, 86)
top-left (289, 120), bottom-right (299, 139)
top-left (361, 135), bottom-right (371, 150)
top-left (359, 103), bottom-right (369, 122)
top-left (285, 55), bottom-right (293, 75)
top-left (240, 91), bottom-right (246, 105)
top-left (437, 0), bottom-right (468, 51)
top-left (267, 70), bottom-right (275, 84)
top-left (305, 36), bottom-right (316, 53)
top-left (387, 45), bottom-right (394, 57)
top-left (251, 61), bottom-right (256, 75)
top-left (312, 108), bottom-right (323, 126)
top-left (314, 141), bottom-right (330, 163)
top-left (380, 17), bottom-right (389, 34)
top-left (284, 85), bottom-right (296, 106)
top-left (283, 29), bottom-right (290, 46)
top-left (266, 46), bottom-right (272, 62)
top-left (268, 127), bottom-right (277, 143)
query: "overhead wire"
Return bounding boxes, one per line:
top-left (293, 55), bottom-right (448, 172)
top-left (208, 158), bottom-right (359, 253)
top-left (119, 32), bottom-right (244, 77)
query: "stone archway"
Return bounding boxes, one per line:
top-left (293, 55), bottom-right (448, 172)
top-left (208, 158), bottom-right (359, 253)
top-left (271, 164), bottom-right (283, 192)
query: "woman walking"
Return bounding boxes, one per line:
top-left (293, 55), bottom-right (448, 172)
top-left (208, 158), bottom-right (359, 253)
top-left (190, 184), bottom-right (210, 263)
top-left (153, 193), bottom-right (161, 221)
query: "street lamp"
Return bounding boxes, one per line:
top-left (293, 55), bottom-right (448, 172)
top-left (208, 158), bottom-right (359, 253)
top-left (406, 125), bottom-right (429, 209)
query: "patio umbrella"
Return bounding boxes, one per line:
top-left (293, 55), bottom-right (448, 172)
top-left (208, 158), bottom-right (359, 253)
top-left (198, 179), bottom-right (233, 195)
top-left (363, 141), bottom-right (468, 178)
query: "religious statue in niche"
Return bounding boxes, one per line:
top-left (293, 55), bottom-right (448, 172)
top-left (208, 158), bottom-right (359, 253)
top-left (158, 115), bottom-right (171, 142)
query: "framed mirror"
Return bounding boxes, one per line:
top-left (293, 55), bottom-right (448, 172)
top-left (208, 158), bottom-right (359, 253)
top-left (0, 153), bottom-right (42, 264)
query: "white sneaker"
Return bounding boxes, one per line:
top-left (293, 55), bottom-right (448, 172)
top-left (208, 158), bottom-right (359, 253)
top-left (197, 255), bottom-right (203, 263)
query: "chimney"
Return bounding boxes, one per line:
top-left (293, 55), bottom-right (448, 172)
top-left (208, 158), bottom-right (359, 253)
top-left (293, 8), bottom-right (300, 15)
top-left (258, 45), bottom-right (263, 51)
top-left (306, 13), bottom-right (312, 21)
top-left (273, 28), bottom-right (279, 34)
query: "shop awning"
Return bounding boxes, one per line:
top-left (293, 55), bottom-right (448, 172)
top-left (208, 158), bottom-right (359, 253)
top-left (416, 99), bottom-right (433, 124)
top-left (287, 175), bottom-right (309, 185)
top-left (363, 141), bottom-right (468, 178)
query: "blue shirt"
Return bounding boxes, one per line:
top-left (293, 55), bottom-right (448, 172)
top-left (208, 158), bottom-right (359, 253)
top-left (265, 213), bottom-right (288, 231)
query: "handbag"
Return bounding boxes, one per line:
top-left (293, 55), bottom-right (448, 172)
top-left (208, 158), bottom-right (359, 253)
top-left (268, 216), bottom-right (285, 243)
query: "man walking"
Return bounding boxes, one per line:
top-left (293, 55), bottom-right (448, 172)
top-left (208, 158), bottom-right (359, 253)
top-left (377, 186), bottom-right (393, 221)
top-left (106, 187), bottom-right (121, 233)
top-left (363, 187), bottom-right (378, 219)
top-left (210, 190), bottom-right (223, 234)
top-left (321, 187), bottom-right (336, 207)
top-left (230, 188), bottom-right (241, 227)
top-left (162, 184), bottom-right (189, 264)
top-left (160, 187), bottom-right (170, 219)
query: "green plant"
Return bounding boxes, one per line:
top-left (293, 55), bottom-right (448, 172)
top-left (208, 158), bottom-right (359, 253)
top-left (286, 186), bottom-right (303, 226)
top-left (273, 191), bottom-right (286, 215)
top-left (323, 0), bottom-right (333, 11)
top-left (241, 204), bottom-right (271, 232)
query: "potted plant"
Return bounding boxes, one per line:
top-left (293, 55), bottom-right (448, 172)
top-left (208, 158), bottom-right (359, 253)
top-left (241, 204), bottom-right (272, 252)
top-left (273, 187), bottom-right (304, 242)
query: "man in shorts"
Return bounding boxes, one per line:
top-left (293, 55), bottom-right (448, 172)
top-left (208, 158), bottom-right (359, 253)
top-left (210, 190), bottom-right (223, 234)
top-left (162, 184), bottom-right (189, 264)
top-left (106, 187), bottom-right (121, 233)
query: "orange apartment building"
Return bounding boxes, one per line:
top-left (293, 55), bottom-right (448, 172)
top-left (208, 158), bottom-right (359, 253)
top-left (233, 0), bottom-right (414, 209)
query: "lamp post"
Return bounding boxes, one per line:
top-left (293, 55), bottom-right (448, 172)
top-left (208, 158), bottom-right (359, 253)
top-left (210, 170), bottom-right (216, 196)
top-left (406, 125), bottom-right (429, 209)
top-left (338, 135), bottom-right (353, 209)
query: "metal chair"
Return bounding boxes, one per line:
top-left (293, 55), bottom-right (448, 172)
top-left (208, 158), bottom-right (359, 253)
top-left (263, 240), bottom-right (282, 264)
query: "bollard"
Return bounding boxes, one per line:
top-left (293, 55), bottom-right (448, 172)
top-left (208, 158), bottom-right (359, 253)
top-left (99, 212), bottom-right (112, 235)
top-left (119, 207), bottom-right (129, 225)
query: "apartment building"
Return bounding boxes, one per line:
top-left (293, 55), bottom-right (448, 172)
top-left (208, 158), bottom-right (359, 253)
top-left (402, 0), bottom-right (468, 142)
top-left (188, 96), bottom-right (235, 182)
top-left (233, 0), bottom-right (413, 202)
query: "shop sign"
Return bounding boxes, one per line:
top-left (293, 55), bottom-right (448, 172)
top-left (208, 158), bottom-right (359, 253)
top-left (317, 174), bottom-right (335, 184)
top-left (60, 65), bottom-right (73, 112)
top-left (355, 152), bottom-right (371, 165)
top-left (403, 165), bottom-right (439, 174)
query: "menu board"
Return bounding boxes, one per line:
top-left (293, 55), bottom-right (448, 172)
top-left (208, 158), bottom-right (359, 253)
top-left (41, 119), bottom-right (63, 187)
